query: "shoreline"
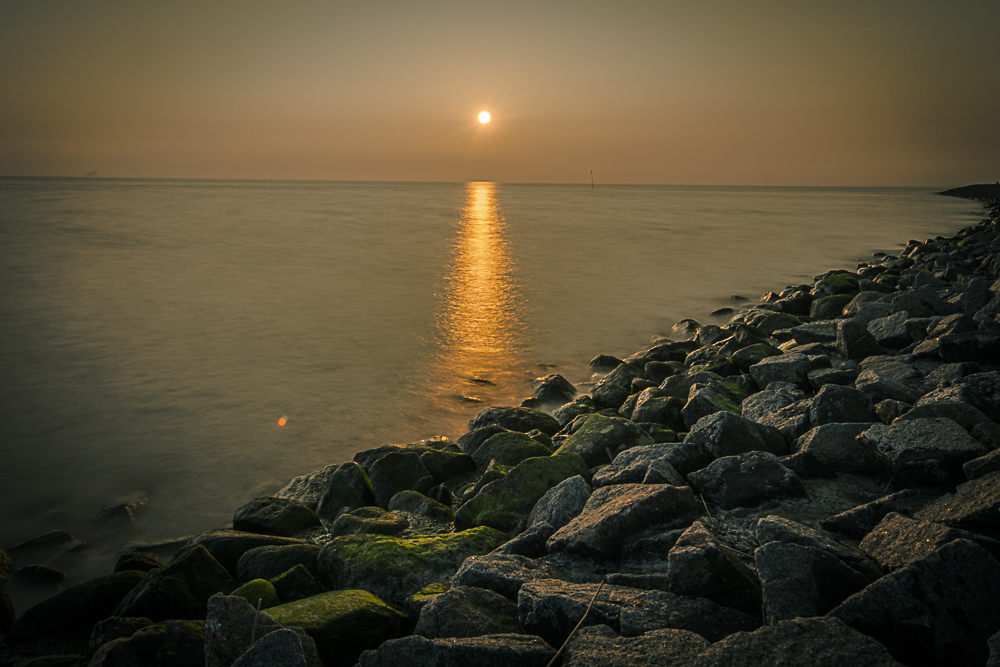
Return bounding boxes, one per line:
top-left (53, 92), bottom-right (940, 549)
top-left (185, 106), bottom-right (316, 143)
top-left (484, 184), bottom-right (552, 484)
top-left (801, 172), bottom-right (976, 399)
top-left (2, 185), bottom-right (1000, 666)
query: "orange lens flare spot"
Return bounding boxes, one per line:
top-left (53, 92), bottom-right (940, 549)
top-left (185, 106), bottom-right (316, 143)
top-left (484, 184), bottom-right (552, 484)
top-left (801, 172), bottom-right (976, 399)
top-left (277, 417), bottom-right (287, 426)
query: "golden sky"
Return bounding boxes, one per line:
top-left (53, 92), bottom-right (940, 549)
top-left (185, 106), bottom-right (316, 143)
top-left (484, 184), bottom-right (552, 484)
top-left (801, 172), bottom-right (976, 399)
top-left (1, 0), bottom-right (997, 185)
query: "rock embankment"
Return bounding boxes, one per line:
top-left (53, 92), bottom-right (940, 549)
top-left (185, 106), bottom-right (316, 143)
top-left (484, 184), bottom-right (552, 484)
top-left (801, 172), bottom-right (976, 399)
top-left (4, 193), bottom-right (1000, 666)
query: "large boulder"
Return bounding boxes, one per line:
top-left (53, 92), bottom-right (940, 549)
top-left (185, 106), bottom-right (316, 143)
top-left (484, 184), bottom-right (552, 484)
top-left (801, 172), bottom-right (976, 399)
top-left (187, 530), bottom-right (309, 578)
top-left (6, 570), bottom-right (145, 649)
top-left (915, 470), bottom-right (1000, 536)
top-left (591, 362), bottom-right (646, 409)
top-left (690, 617), bottom-right (901, 667)
top-left (591, 444), bottom-right (688, 487)
top-left (470, 432), bottom-right (552, 470)
top-left (526, 475), bottom-right (591, 530)
top-left (688, 451), bottom-right (806, 510)
top-left (829, 539), bottom-right (1000, 667)
top-left (754, 542), bottom-right (869, 621)
top-left (367, 452), bottom-right (436, 509)
top-left (749, 353), bottom-right (811, 389)
top-left (275, 465), bottom-right (338, 510)
top-left (329, 506), bottom-right (409, 538)
top-left (741, 385), bottom-right (808, 422)
top-left (517, 579), bottom-right (757, 646)
top-left (266, 590), bottom-right (408, 667)
top-left (547, 484), bottom-right (700, 562)
top-left (562, 624), bottom-right (709, 667)
top-left (414, 586), bottom-right (521, 638)
top-left (315, 462), bottom-right (376, 523)
top-left (456, 453), bottom-right (589, 533)
top-left (809, 384), bottom-right (877, 426)
top-left (317, 527), bottom-right (506, 604)
top-left (857, 418), bottom-right (989, 486)
top-left (230, 627), bottom-right (323, 667)
top-left (794, 423), bottom-right (882, 476)
top-left (452, 554), bottom-right (551, 601)
top-left (236, 544), bottom-right (321, 583)
top-left (357, 634), bottom-right (556, 667)
top-left (681, 383), bottom-right (743, 429)
top-left (112, 545), bottom-right (237, 621)
top-left (204, 594), bottom-right (320, 667)
top-left (553, 414), bottom-right (653, 468)
top-left (666, 521), bottom-right (760, 615)
top-left (860, 511), bottom-right (997, 571)
top-left (530, 374), bottom-right (577, 405)
top-left (684, 411), bottom-right (788, 459)
top-left (233, 496), bottom-right (322, 538)
top-left (468, 406), bottom-right (562, 436)
top-left (88, 620), bottom-right (206, 667)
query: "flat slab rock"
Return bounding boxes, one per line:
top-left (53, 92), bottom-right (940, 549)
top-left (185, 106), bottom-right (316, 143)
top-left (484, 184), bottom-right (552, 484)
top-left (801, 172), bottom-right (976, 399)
top-left (916, 470), bottom-right (1000, 537)
top-left (688, 451), bottom-right (806, 510)
top-left (357, 633), bottom-right (556, 667)
top-left (859, 511), bottom-right (995, 571)
top-left (517, 579), bottom-right (758, 646)
top-left (857, 418), bottom-right (988, 486)
top-left (563, 624), bottom-right (709, 667)
top-left (690, 617), bottom-right (902, 667)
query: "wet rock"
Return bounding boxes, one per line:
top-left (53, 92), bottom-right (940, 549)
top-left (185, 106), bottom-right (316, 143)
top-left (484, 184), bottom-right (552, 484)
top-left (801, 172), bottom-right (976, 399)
top-left (590, 354), bottom-right (625, 370)
top-left (456, 452), bottom-right (588, 532)
top-left (732, 342), bottom-right (783, 373)
top-left (187, 530), bottom-right (310, 578)
top-left (660, 371), bottom-right (722, 399)
top-left (884, 285), bottom-right (959, 318)
top-left (233, 496), bottom-right (322, 538)
top-left (644, 360), bottom-right (681, 384)
top-left (965, 448), bottom-right (1000, 480)
top-left (330, 506), bottom-right (409, 537)
top-left (809, 384), bottom-right (877, 426)
top-left (517, 579), bottom-right (757, 646)
top-left (275, 464), bottom-right (339, 510)
top-left (88, 616), bottom-right (154, 654)
top-left (527, 475), bottom-right (590, 530)
top-left (468, 406), bottom-right (562, 436)
top-left (794, 423), bottom-right (882, 476)
top-left (685, 410), bottom-right (788, 459)
top-left (855, 370), bottom-right (923, 405)
top-left (112, 544), bottom-right (235, 621)
top-left (630, 390), bottom-right (685, 430)
top-left (457, 426), bottom-right (511, 457)
top-left (452, 553), bottom-right (550, 600)
top-left (231, 627), bottom-right (323, 667)
top-left (562, 624), bottom-right (709, 667)
top-left (690, 617), bottom-right (901, 667)
top-left (7, 530), bottom-right (86, 565)
top-left (592, 444), bottom-right (688, 487)
top-left (357, 633), bottom-right (556, 667)
top-left (829, 539), bottom-right (1000, 667)
top-left (810, 294), bottom-right (854, 319)
top-left (857, 418), bottom-right (989, 486)
top-left (367, 452), bottom-right (436, 509)
top-left (271, 564), bottom-right (324, 603)
top-left (387, 490), bottom-right (454, 522)
top-left (547, 484), bottom-right (700, 562)
top-left (314, 462), bottom-right (376, 523)
top-left (113, 551), bottom-right (163, 574)
top-left (837, 320), bottom-right (884, 360)
top-left (470, 431), bottom-right (552, 470)
top-left (552, 413), bottom-right (653, 467)
top-left (551, 395), bottom-right (598, 426)
top-left (755, 542), bottom-right (868, 621)
top-left (666, 521), bottom-right (761, 614)
top-left (807, 366), bottom-right (860, 391)
top-left (236, 544), bottom-right (321, 583)
top-left (491, 521), bottom-right (556, 558)
top-left (9, 564), bottom-right (66, 588)
top-left (689, 451), bottom-right (806, 510)
top-left (916, 470), bottom-right (1000, 536)
top-left (741, 384), bottom-right (808, 422)
top-left (414, 585), bottom-right (521, 638)
top-left (682, 383), bottom-right (743, 429)
top-left (530, 374), bottom-right (576, 405)
top-left (419, 449), bottom-right (477, 482)
top-left (6, 570), bottom-right (144, 649)
top-left (749, 353), bottom-right (811, 389)
top-left (318, 527), bottom-right (506, 604)
top-left (88, 620), bottom-right (205, 667)
top-left (266, 590), bottom-right (408, 667)
top-left (590, 363), bottom-right (647, 409)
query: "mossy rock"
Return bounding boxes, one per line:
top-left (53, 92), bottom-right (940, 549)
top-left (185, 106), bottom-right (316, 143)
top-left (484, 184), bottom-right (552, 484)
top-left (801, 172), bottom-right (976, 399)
top-left (455, 453), bottom-right (590, 533)
top-left (330, 506), bottom-right (409, 538)
top-left (732, 342), bottom-right (782, 372)
top-left (750, 312), bottom-right (804, 335)
top-left (231, 578), bottom-right (280, 609)
top-left (419, 448), bottom-right (477, 482)
top-left (809, 294), bottom-right (855, 320)
top-left (88, 620), bottom-right (205, 667)
top-left (553, 414), bottom-right (653, 467)
top-left (470, 432), bottom-right (552, 470)
top-left (266, 590), bottom-right (406, 667)
top-left (317, 528), bottom-right (506, 604)
top-left (818, 272), bottom-right (861, 295)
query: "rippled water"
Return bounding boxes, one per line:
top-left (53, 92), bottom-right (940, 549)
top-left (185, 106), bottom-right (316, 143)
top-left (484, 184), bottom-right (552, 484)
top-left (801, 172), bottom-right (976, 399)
top-left (0, 177), bottom-right (983, 609)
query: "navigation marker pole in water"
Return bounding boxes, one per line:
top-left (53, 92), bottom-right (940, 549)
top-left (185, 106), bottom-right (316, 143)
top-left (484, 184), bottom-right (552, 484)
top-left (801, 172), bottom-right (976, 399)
top-left (591, 171), bottom-right (595, 190)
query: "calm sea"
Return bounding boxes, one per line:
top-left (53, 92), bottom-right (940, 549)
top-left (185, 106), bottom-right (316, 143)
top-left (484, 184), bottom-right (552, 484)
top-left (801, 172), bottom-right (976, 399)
top-left (0, 177), bottom-right (983, 609)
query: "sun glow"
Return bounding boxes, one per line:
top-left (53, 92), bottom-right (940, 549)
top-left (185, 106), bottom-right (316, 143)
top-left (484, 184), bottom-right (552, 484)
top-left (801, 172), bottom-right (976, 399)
top-left (478, 111), bottom-right (491, 124)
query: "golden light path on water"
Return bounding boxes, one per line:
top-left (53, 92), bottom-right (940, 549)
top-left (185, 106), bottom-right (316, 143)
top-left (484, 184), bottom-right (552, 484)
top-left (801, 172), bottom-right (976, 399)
top-left (433, 181), bottom-right (527, 410)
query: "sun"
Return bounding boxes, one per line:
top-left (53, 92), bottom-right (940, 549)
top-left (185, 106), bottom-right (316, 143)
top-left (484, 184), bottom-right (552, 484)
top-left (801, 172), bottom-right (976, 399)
top-left (478, 111), bottom-right (491, 124)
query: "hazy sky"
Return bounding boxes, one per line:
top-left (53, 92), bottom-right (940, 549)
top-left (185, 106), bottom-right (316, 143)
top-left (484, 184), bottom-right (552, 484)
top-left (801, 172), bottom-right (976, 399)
top-left (1, 1), bottom-right (997, 185)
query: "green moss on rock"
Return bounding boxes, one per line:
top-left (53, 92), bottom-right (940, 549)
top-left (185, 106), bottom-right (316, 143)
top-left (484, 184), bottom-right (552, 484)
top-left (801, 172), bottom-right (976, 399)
top-left (231, 578), bottom-right (280, 609)
top-left (553, 414), bottom-right (653, 467)
top-left (317, 528), bottom-right (506, 604)
top-left (455, 453), bottom-right (590, 532)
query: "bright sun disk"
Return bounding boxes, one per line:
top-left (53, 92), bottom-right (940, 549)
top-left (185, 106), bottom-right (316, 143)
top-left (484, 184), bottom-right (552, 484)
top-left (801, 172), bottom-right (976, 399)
top-left (478, 111), bottom-right (491, 124)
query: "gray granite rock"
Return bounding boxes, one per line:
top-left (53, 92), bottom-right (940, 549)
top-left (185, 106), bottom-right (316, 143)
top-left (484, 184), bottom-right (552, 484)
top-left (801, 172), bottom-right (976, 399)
top-left (809, 384), bottom-right (877, 426)
top-left (684, 410), bottom-right (788, 459)
top-left (562, 624), bottom-right (709, 667)
top-left (205, 594), bottom-right (283, 667)
top-left (749, 353), bottom-right (811, 389)
top-left (965, 449), bottom-right (1000, 480)
top-left (757, 399), bottom-right (813, 448)
top-left (388, 490), bottom-right (455, 522)
top-left (741, 385), bottom-right (808, 422)
top-left (452, 554), bottom-right (551, 600)
top-left (553, 413), bottom-right (653, 468)
top-left (688, 451), bottom-right (806, 510)
top-left (471, 431), bottom-right (552, 470)
top-left (275, 464), bottom-right (338, 510)
top-left (357, 633), bottom-right (556, 667)
top-left (690, 617), bottom-right (901, 667)
top-left (820, 487), bottom-right (948, 540)
top-left (88, 616), bottom-right (153, 654)
top-left (490, 522), bottom-right (555, 558)
top-left (666, 521), bottom-right (761, 615)
top-left (915, 470), bottom-right (1000, 535)
top-left (837, 320), bottom-right (884, 361)
top-left (368, 452), bottom-right (435, 509)
top-left (414, 586), bottom-right (521, 638)
top-left (829, 539), bottom-right (1000, 667)
top-left (546, 484), bottom-right (700, 562)
top-left (755, 515), bottom-right (881, 580)
top-left (755, 542), bottom-right (869, 621)
top-left (531, 373), bottom-right (576, 404)
top-left (329, 506), bottom-right (409, 538)
top-left (867, 310), bottom-right (911, 348)
top-left (88, 620), bottom-right (207, 667)
top-left (794, 423), bottom-right (882, 476)
top-left (527, 475), bottom-right (590, 530)
top-left (236, 544), bottom-right (321, 583)
top-left (271, 564), bottom-right (324, 604)
top-left (859, 511), bottom-right (998, 571)
top-left (551, 396), bottom-right (598, 427)
top-left (591, 362), bottom-right (646, 409)
top-left (857, 418), bottom-right (989, 486)
top-left (230, 628), bottom-right (322, 667)
top-left (315, 462), bottom-right (376, 523)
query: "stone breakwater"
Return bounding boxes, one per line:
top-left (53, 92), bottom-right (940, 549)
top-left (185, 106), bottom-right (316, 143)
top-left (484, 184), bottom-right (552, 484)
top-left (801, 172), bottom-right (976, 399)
top-left (3, 187), bottom-right (1000, 667)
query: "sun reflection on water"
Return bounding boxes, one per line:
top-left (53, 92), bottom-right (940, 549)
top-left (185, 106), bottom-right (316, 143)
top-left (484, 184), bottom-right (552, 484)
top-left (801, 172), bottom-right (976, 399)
top-left (434, 181), bottom-right (526, 407)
